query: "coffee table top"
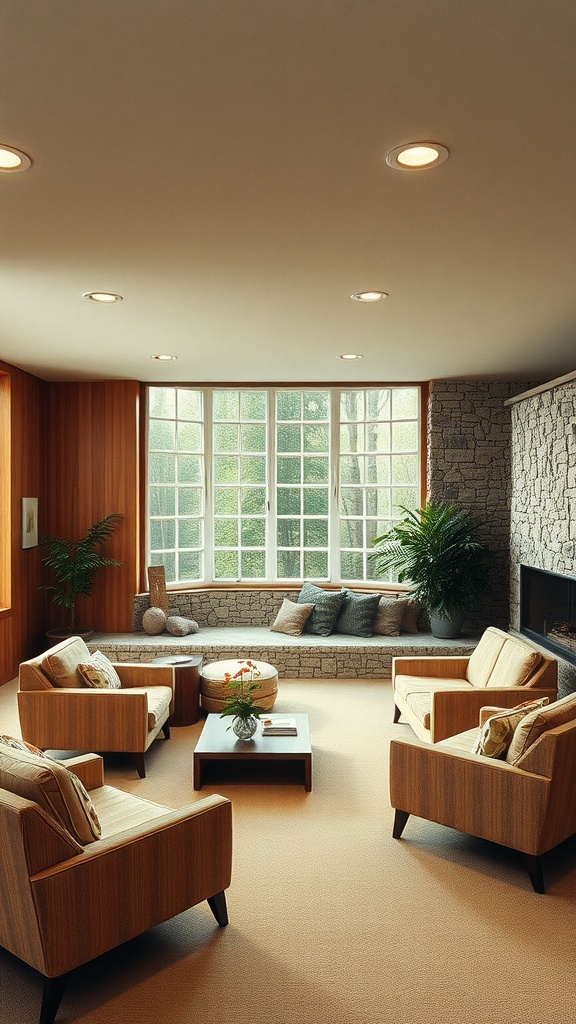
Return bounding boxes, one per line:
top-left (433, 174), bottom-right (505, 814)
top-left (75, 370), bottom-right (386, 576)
top-left (195, 713), bottom-right (311, 758)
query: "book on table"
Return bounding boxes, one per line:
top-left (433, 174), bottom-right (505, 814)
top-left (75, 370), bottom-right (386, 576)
top-left (260, 715), bottom-right (298, 736)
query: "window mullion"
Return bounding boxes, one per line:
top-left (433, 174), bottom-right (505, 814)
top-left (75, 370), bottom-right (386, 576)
top-left (329, 388), bottom-right (341, 584)
top-left (203, 388), bottom-right (214, 584)
top-left (266, 389), bottom-right (276, 581)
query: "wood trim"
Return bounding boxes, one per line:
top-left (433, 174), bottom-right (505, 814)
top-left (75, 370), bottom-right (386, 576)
top-left (0, 372), bottom-right (10, 611)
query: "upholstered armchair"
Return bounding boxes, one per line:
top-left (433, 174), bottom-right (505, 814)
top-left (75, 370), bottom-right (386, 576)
top-left (392, 626), bottom-right (558, 743)
top-left (389, 693), bottom-right (576, 892)
top-left (0, 748), bottom-right (232, 1024)
top-left (18, 636), bottom-right (175, 777)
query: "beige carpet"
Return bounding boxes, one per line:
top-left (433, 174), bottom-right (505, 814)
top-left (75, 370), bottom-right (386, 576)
top-left (1, 676), bottom-right (575, 1024)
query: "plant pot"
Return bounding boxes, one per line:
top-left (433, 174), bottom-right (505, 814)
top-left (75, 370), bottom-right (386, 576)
top-left (46, 627), bottom-right (95, 643)
top-left (428, 610), bottom-right (466, 639)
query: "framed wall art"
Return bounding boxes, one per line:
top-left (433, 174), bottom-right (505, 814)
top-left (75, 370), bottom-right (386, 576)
top-left (22, 497), bottom-right (38, 549)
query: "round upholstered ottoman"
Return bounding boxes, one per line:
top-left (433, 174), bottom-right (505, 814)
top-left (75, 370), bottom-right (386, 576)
top-left (200, 659), bottom-right (278, 713)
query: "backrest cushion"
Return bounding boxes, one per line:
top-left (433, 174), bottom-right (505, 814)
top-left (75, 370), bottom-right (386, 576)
top-left (465, 627), bottom-right (507, 687)
top-left (505, 692), bottom-right (576, 765)
top-left (373, 597), bottom-right (406, 637)
top-left (270, 598), bottom-right (314, 636)
top-left (0, 740), bottom-right (101, 844)
top-left (335, 590), bottom-right (381, 637)
top-left (471, 698), bottom-right (549, 759)
top-left (487, 637), bottom-right (542, 688)
top-left (298, 583), bottom-right (344, 636)
top-left (41, 636), bottom-right (92, 688)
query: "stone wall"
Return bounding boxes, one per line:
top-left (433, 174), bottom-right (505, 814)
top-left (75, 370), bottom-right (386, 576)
top-left (427, 379), bottom-right (535, 631)
top-left (509, 377), bottom-right (576, 697)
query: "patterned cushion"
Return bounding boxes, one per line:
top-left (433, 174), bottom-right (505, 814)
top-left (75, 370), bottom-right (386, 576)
top-left (0, 734), bottom-right (45, 756)
top-left (297, 583), bottom-right (344, 636)
top-left (0, 743), bottom-right (101, 844)
top-left (399, 598), bottom-right (419, 634)
top-left (77, 662), bottom-right (109, 688)
top-left (166, 615), bottom-right (199, 636)
top-left (87, 650), bottom-right (122, 689)
top-left (270, 598), bottom-right (314, 636)
top-left (41, 637), bottom-right (92, 687)
top-left (505, 692), bottom-right (576, 765)
top-left (472, 698), bottom-right (549, 759)
top-left (373, 597), bottom-right (405, 636)
top-left (335, 590), bottom-right (381, 637)
top-left (142, 607), bottom-right (167, 634)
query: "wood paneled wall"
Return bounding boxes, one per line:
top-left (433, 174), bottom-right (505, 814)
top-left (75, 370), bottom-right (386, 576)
top-left (0, 361), bottom-right (45, 683)
top-left (44, 381), bottom-right (141, 634)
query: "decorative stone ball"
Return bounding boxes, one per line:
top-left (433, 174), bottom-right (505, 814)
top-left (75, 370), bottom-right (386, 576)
top-left (142, 607), bottom-right (167, 635)
top-left (166, 615), bottom-right (199, 636)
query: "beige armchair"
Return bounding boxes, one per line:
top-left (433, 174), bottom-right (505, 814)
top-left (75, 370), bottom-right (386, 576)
top-left (389, 693), bottom-right (576, 892)
top-left (392, 626), bottom-right (557, 743)
top-left (0, 750), bottom-right (232, 1024)
top-left (18, 636), bottom-right (175, 777)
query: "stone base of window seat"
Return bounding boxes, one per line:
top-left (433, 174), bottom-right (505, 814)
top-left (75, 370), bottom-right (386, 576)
top-left (87, 627), bottom-right (481, 679)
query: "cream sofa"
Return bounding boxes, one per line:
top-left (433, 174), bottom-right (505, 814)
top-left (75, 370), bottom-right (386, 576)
top-left (18, 636), bottom-right (175, 777)
top-left (390, 693), bottom-right (576, 892)
top-left (392, 626), bottom-right (558, 743)
top-left (0, 747), bottom-right (232, 1024)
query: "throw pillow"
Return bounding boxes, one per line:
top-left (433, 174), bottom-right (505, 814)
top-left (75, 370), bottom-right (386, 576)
top-left (335, 590), bottom-right (381, 637)
top-left (505, 692), bottom-right (576, 765)
top-left (399, 597), bottom-right (419, 634)
top-left (86, 650), bottom-right (122, 689)
top-left (372, 597), bottom-right (406, 636)
top-left (142, 606), bottom-right (167, 634)
top-left (77, 662), bottom-right (109, 688)
top-left (0, 734), bottom-right (46, 756)
top-left (270, 598), bottom-right (314, 636)
top-left (297, 583), bottom-right (345, 636)
top-left (0, 744), bottom-right (101, 844)
top-left (472, 698), bottom-right (549, 760)
top-left (166, 615), bottom-right (199, 636)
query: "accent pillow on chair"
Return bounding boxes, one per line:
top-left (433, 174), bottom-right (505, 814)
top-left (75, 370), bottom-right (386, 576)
top-left (472, 698), bottom-right (549, 759)
top-left (77, 650), bottom-right (122, 689)
top-left (506, 692), bottom-right (576, 765)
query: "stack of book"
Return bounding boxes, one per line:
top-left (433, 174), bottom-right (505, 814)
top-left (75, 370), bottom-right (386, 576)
top-left (260, 716), bottom-right (298, 736)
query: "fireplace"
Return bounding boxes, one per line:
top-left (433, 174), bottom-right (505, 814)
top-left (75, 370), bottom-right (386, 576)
top-left (520, 564), bottom-right (576, 666)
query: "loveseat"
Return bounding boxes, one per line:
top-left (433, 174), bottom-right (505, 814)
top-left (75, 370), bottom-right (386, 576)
top-left (0, 743), bottom-right (232, 1024)
top-left (392, 626), bottom-right (558, 743)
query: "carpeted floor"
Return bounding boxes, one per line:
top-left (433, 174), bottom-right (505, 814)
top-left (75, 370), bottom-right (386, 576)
top-left (1, 676), bottom-right (575, 1024)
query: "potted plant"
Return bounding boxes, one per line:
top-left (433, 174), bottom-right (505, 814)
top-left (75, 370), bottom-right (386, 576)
top-left (370, 500), bottom-right (492, 638)
top-left (220, 660), bottom-right (266, 739)
top-left (40, 513), bottom-right (123, 640)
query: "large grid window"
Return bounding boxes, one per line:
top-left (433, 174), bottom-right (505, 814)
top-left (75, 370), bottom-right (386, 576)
top-left (147, 385), bottom-right (421, 585)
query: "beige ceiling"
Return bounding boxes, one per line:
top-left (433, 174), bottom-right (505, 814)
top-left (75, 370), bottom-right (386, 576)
top-left (0, 1), bottom-right (575, 384)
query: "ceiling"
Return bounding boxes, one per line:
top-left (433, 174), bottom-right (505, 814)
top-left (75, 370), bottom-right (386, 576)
top-left (0, 1), bottom-right (575, 384)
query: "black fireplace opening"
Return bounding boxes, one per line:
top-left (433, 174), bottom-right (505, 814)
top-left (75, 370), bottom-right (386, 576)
top-left (520, 564), bottom-right (576, 666)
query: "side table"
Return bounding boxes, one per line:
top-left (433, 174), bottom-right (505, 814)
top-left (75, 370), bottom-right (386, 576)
top-left (151, 655), bottom-right (203, 726)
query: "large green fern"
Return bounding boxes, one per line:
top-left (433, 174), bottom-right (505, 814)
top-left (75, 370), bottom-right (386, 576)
top-left (40, 514), bottom-right (123, 627)
top-left (370, 500), bottom-right (491, 619)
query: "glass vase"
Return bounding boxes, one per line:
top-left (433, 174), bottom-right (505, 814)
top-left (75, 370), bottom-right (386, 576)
top-left (232, 715), bottom-right (258, 740)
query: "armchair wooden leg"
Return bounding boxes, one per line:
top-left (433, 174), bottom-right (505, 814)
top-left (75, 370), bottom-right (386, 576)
top-left (162, 721), bottom-right (171, 739)
top-left (207, 890), bottom-right (229, 926)
top-left (393, 703), bottom-right (401, 724)
top-left (132, 753), bottom-right (146, 778)
top-left (392, 809), bottom-right (410, 839)
top-left (39, 973), bottom-right (69, 1024)
top-left (523, 854), bottom-right (545, 894)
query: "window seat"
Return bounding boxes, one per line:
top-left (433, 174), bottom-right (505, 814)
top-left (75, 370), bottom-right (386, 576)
top-left (87, 627), bottom-right (480, 679)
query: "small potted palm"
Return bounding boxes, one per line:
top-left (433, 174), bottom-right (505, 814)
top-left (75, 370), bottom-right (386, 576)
top-left (40, 513), bottom-right (123, 640)
top-left (220, 661), bottom-right (266, 739)
top-left (370, 500), bottom-right (491, 638)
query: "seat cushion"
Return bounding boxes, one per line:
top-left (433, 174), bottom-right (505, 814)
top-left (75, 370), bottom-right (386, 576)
top-left (466, 627), bottom-right (508, 687)
top-left (41, 636), bottom-right (92, 688)
top-left (0, 742), bottom-right (101, 844)
top-left (506, 692), bottom-right (576, 765)
top-left (394, 676), bottom-right (470, 730)
top-left (141, 686), bottom-right (173, 729)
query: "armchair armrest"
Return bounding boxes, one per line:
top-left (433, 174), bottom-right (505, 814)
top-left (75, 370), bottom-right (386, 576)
top-left (430, 686), bottom-right (556, 743)
top-left (389, 737), bottom-right (550, 855)
top-left (18, 688), bottom-right (151, 751)
top-left (29, 794), bottom-right (233, 978)
top-left (392, 655), bottom-right (470, 680)
top-left (115, 663), bottom-right (174, 689)
top-left (62, 753), bottom-right (105, 790)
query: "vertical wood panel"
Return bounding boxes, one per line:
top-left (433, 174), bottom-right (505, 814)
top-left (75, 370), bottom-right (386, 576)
top-left (44, 381), bottom-right (140, 633)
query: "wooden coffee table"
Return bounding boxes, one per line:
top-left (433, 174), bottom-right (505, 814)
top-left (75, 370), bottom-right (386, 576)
top-left (193, 713), bottom-right (312, 791)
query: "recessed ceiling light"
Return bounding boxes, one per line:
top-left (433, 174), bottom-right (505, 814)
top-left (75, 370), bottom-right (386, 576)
top-left (83, 291), bottom-right (123, 303)
top-left (386, 142), bottom-right (449, 170)
top-left (151, 354), bottom-right (178, 361)
top-left (350, 291), bottom-right (388, 302)
top-left (339, 353), bottom-right (363, 360)
top-left (0, 144), bottom-right (32, 172)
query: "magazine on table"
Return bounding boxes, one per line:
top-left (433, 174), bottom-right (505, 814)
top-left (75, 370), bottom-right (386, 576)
top-left (260, 715), bottom-right (298, 736)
